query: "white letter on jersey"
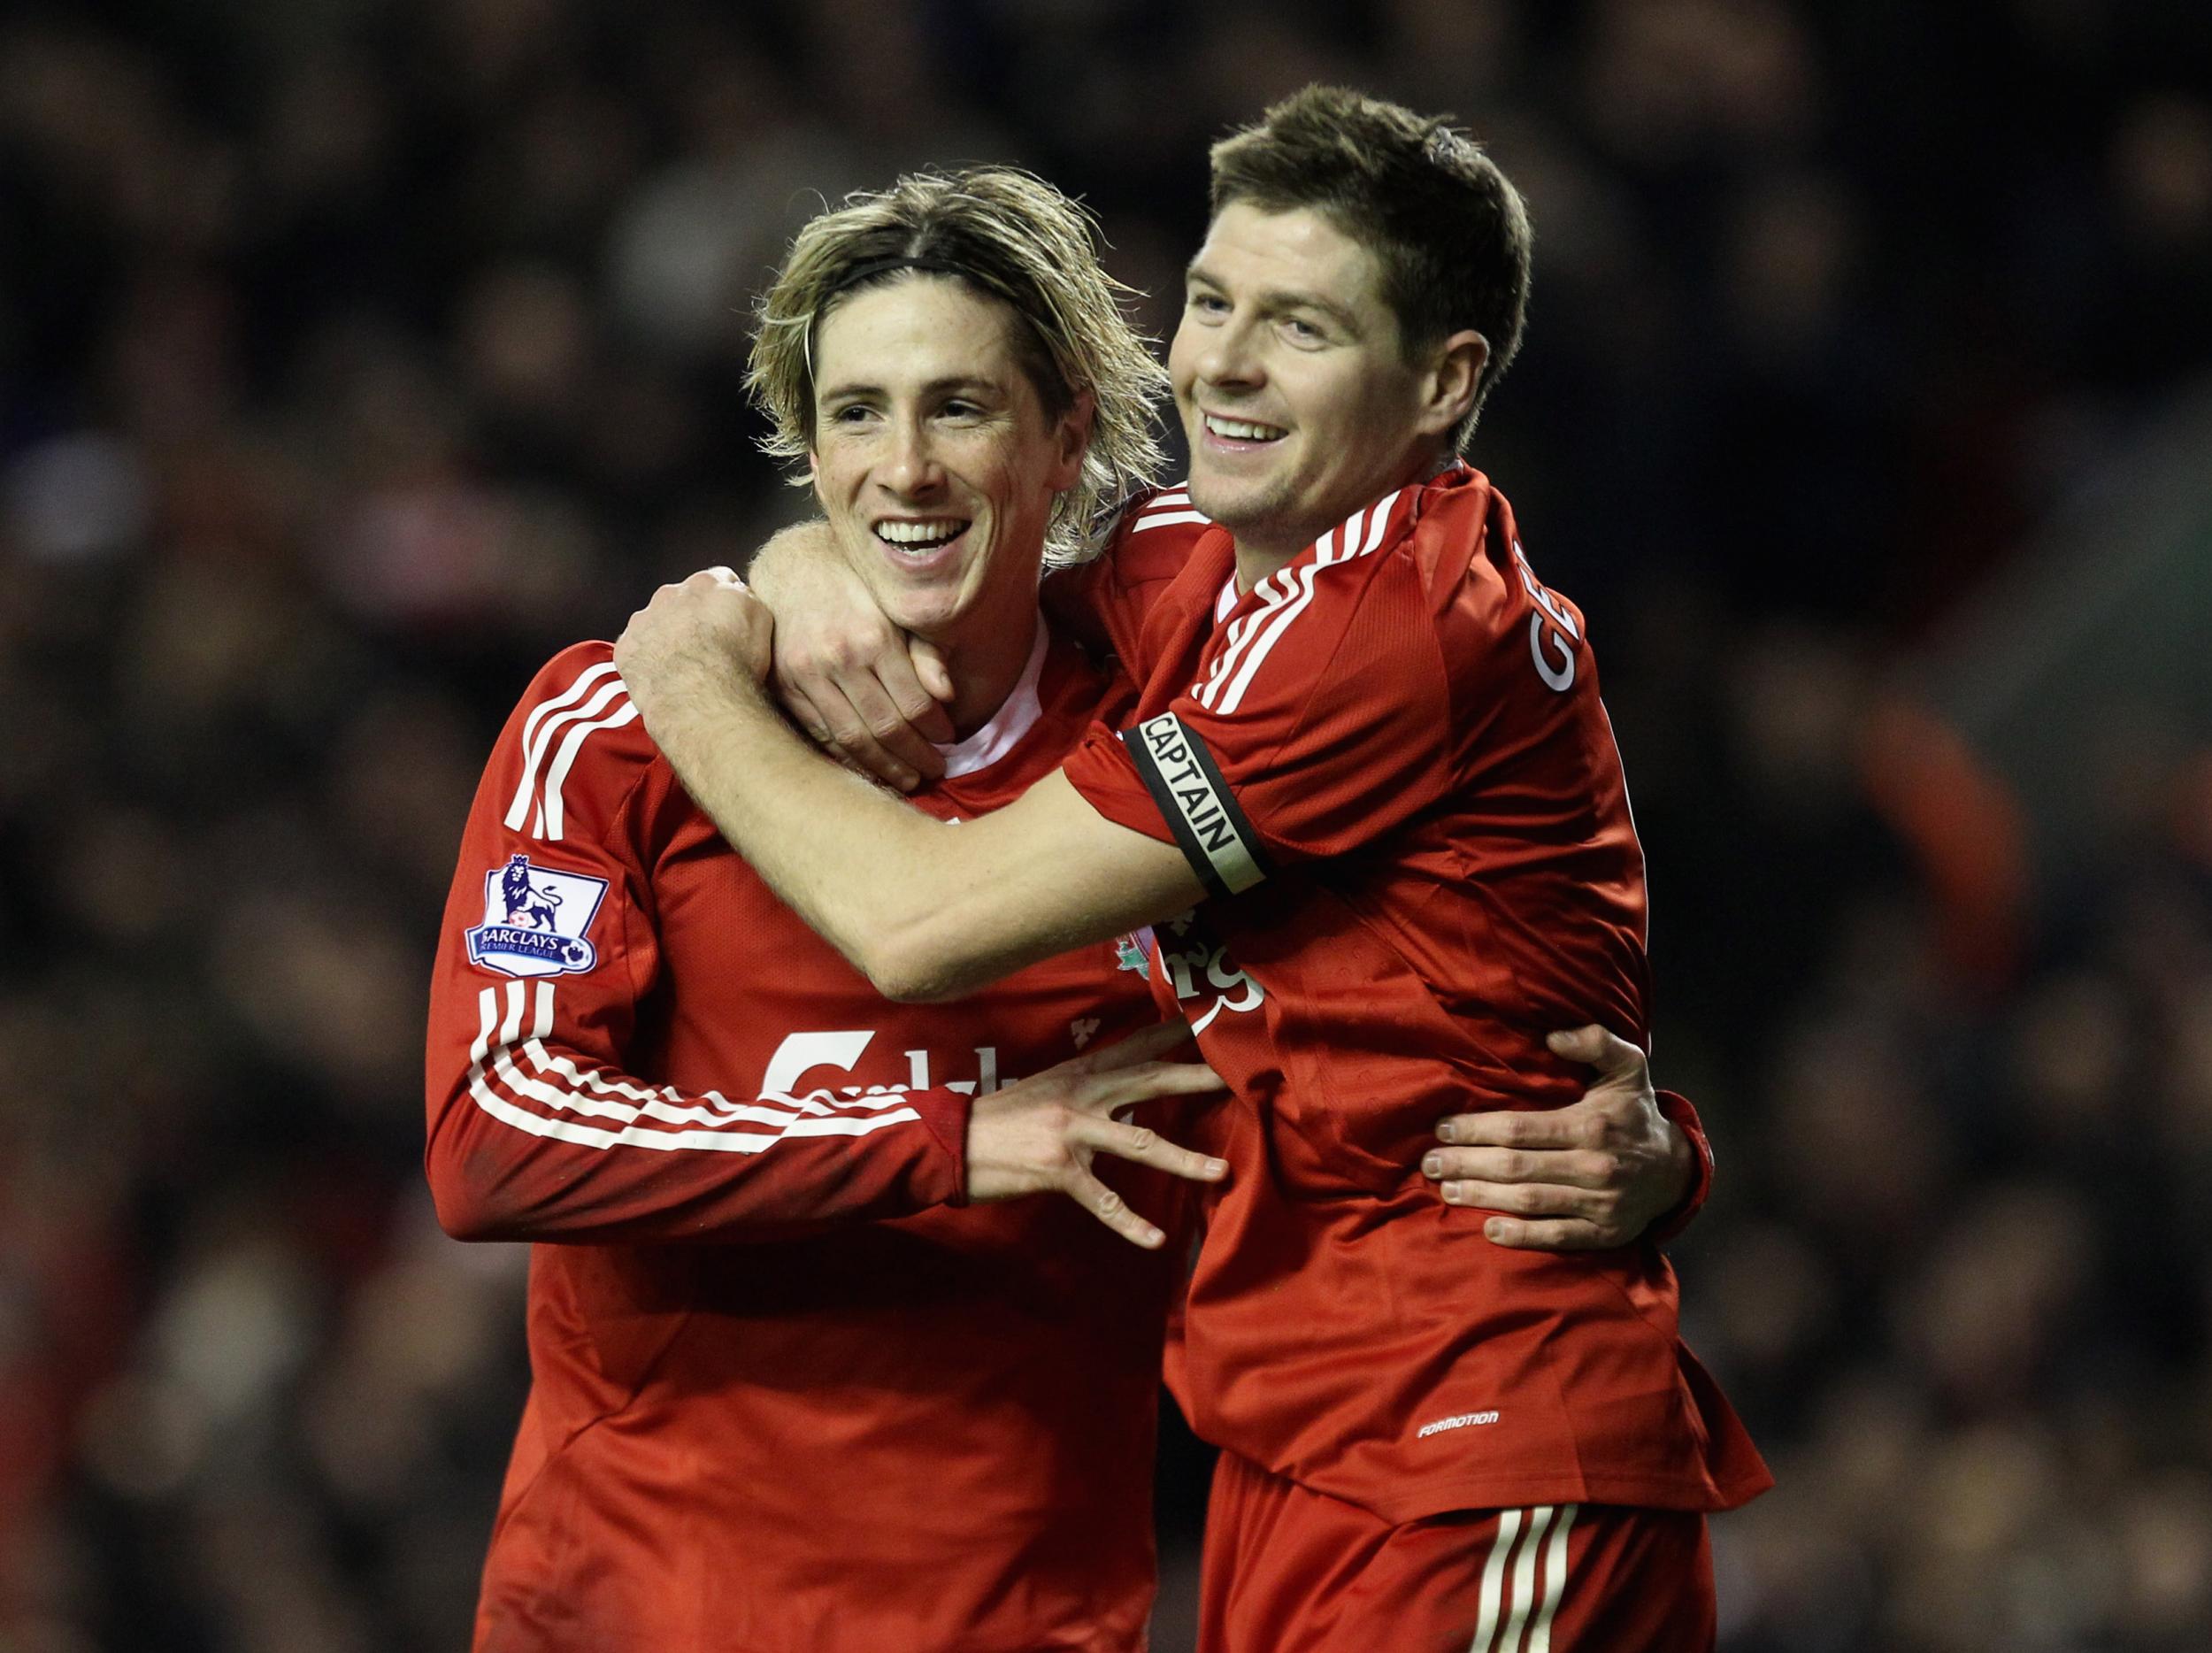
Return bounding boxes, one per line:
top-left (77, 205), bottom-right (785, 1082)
top-left (1513, 542), bottom-right (1580, 693)
top-left (762, 1030), bottom-right (876, 1098)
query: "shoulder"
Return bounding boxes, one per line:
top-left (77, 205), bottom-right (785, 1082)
top-left (1408, 473), bottom-right (1599, 700)
top-left (1048, 482), bottom-right (1222, 660)
top-left (1400, 466), bottom-right (1502, 591)
top-left (495, 641), bottom-right (667, 844)
top-left (1082, 481), bottom-right (1216, 588)
top-left (1110, 481), bottom-right (1215, 555)
top-left (1394, 467), bottom-right (1544, 643)
top-left (507, 642), bottom-right (651, 757)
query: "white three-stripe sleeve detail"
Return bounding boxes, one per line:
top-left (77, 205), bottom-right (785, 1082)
top-left (464, 1075), bottom-right (921, 1154)
top-left (490, 1046), bottom-right (913, 1136)
top-left (1470, 1507), bottom-right (1525, 1653)
top-left (465, 981), bottom-right (925, 1153)
top-left (1526, 1503), bottom-right (1578, 1653)
top-left (511, 662), bottom-right (618, 787)
top-left (499, 980), bottom-right (527, 1045)
top-left (1213, 494), bottom-right (1395, 714)
top-left (1132, 509), bottom-right (1212, 533)
top-left (503, 666), bottom-right (624, 829)
top-left (509, 1042), bottom-right (881, 1130)
top-left (536, 699), bottom-right (641, 841)
top-left (1498, 1504), bottom-right (1556, 1653)
top-left (511, 1057), bottom-right (910, 1119)
top-left (471, 987), bottom-right (499, 1062)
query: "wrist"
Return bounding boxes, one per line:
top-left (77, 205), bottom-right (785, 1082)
top-left (902, 1085), bottom-right (974, 1209)
top-left (1646, 1089), bottom-right (1713, 1244)
top-left (1663, 1116), bottom-right (1694, 1206)
top-left (746, 520), bottom-right (835, 611)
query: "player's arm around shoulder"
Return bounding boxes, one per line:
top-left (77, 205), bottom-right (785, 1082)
top-left (856, 768), bottom-right (1208, 1003)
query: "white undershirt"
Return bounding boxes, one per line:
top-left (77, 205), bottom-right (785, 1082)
top-left (931, 614), bottom-right (1050, 780)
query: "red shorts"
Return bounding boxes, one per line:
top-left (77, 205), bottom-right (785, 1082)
top-left (1197, 1449), bottom-right (1715, 1653)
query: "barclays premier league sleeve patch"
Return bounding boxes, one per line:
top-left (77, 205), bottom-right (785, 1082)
top-left (466, 853), bottom-right (610, 978)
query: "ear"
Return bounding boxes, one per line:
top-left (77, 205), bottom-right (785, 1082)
top-left (1048, 388), bottom-right (1095, 492)
top-left (806, 446), bottom-right (824, 503)
top-left (1415, 329), bottom-right (1489, 441)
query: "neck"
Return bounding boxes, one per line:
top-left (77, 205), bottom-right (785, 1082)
top-left (1228, 449), bottom-right (1457, 594)
top-left (1233, 540), bottom-right (1296, 595)
top-left (927, 606), bottom-right (1041, 740)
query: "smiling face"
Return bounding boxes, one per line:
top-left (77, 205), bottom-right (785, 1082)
top-left (1170, 202), bottom-right (1475, 575)
top-left (809, 274), bottom-right (1085, 650)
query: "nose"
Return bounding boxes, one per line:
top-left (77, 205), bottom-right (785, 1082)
top-left (880, 414), bottom-right (944, 499)
top-left (1194, 311), bottom-right (1265, 396)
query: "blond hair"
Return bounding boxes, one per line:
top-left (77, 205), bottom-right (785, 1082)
top-left (749, 167), bottom-right (1168, 567)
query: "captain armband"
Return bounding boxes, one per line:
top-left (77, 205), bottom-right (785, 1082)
top-left (1122, 713), bottom-right (1269, 899)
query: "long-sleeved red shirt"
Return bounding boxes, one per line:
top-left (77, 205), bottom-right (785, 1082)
top-left (426, 622), bottom-right (1182, 1653)
top-left (1062, 471), bottom-right (1769, 1523)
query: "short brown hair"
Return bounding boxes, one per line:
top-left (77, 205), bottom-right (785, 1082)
top-left (1209, 85), bottom-right (1532, 450)
top-left (749, 166), bottom-right (1168, 567)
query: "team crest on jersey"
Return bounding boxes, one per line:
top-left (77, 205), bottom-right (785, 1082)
top-left (1112, 931), bottom-right (1151, 980)
top-left (465, 854), bottom-right (609, 979)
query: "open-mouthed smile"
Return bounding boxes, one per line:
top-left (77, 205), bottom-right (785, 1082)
top-left (871, 517), bottom-right (974, 571)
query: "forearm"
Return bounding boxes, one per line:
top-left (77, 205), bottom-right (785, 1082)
top-left (426, 1019), bottom-right (973, 1243)
top-left (616, 570), bottom-right (1207, 996)
top-left (645, 678), bottom-right (1069, 998)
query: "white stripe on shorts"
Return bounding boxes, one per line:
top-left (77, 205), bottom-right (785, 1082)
top-left (1469, 1503), bottom-right (1578, 1653)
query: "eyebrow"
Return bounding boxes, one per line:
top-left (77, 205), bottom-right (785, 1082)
top-left (1185, 262), bottom-right (1364, 335)
top-left (817, 373), bottom-right (1005, 403)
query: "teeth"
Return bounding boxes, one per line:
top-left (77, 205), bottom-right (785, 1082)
top-left (875, 519), bottom-right (967, 548)
top-left (1206, 415), bottom-right (1286, 442)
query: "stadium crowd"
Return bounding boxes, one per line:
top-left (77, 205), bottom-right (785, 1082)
top-left (3, 1), bottom-right (2210, 1648)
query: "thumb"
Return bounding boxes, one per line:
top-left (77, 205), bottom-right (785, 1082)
top-left (1545, 1024), bottom-right (1645, 1079)
top-left (910, 637), bottom-right (956, 704)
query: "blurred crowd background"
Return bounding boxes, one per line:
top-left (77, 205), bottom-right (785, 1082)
top-left (4, 0), bottom-right (2211, 1648)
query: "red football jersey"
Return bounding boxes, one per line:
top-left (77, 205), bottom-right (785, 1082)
top-left (1061, 468), bottom-right (1771, 1525)
top-left (426, 622), bottom-right (1180, 1652)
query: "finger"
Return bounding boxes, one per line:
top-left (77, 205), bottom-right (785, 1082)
top-left (777, 683), bottom-right (836, 748)
top-left (909, 637), bottom-right (956, 705)
top-left (1544, 1024), bottom-right (1647, 1080)
top-left (1090, 1059), bottom-right (1225, 1111)
top-left (1079, 1020), bottom-right (1199, 1073)
top-left (1435, 1178), bottom-right (1598, 1220)
top-left (833, 670), bottom-right (949, 780)
top-left (1422, 1147), bottom-right (1612, 1190)
top-left (704, 565), bottom-right (746, 589)
top-left (810, 685), bottom-right (923, 792)
top-left (1074, 1116), bottom-right (1228, 1184)
top-left (1480, 1215), bottom-right (1621, 1251)
top-left (1433, 1107), bottom-right (1587, 1151)
top-left (1065, 1169), bottom-right (1167, 1249)
top-left (875, 646), bottom-right (956, 744)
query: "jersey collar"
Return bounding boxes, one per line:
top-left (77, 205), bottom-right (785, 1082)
top-left (1204, 473), bottom-right (1443, 635)
top-left (932, 613), bottom-right (1050, 780)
